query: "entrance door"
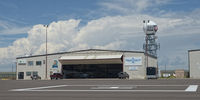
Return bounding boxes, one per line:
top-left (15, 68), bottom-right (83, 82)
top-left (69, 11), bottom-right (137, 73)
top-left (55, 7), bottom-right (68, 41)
top-left (146, 67), bottom-right (157, 79)
top-left (18, 72), bottom-right (24, 79)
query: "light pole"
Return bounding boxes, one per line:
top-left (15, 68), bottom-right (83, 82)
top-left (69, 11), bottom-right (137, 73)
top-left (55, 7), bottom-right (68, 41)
top-left (44, 25), bottom-right (48, 79)
top-left (143, 20), bottom-right (149, 69)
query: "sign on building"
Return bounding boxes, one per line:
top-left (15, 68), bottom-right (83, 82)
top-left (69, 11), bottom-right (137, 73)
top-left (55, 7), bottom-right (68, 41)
top-left (18, 59), bottom-right (26, 65)
top-left (124, 57), bottom-right (142, 65)
top-left (52, 60), bottom-right (58, 68)
top-left (129, 67), bottom-right (138, 71)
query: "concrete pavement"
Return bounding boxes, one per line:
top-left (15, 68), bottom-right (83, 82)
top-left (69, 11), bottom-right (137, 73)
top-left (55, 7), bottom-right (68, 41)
top-left (1, 79), bottom-right (200, 100)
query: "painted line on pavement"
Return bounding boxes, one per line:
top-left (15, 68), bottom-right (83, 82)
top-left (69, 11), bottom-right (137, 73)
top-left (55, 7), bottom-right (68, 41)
top-left (10, 85), bottom-right (67, 91)
top-left (185, 85), bottom-right (198, 92)
top-left (110, 87), bottom-right (119, 89)
top-left (10, 84), bottom-right (198, 92)
top-left (36, 85), bottom-right (188, 86)
top-left (14, 89), bottom-right (186, 92)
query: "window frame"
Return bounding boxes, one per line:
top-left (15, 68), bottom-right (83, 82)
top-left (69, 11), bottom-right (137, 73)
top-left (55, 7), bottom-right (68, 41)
top-left (28, 61), bottom-right (34, 66)
top-left (36, 61), bottom-right (42, 66)
top-left (33, 71), bottom-right (38, 76)
top-left (26, 72), bottom-right (31, 76)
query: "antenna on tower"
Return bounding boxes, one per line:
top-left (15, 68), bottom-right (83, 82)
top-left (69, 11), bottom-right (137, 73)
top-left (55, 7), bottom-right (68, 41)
top-left (24, 48), bottom-right (33, 56)
top-left (143, 20), bottom-right (160, 57)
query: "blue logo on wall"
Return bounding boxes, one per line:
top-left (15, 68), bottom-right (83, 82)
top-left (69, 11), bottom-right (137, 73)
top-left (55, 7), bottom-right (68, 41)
top-left (126, 58), bottom-right (141, 63)
top-left (125, 57), bottom-right (142, 65)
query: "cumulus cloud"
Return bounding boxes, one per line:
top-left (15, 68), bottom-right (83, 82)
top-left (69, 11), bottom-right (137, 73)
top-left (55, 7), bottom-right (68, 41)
top-left (0, 16), bottom-right (139, 66)
top-left (0, 19), bottom-right (80, 67)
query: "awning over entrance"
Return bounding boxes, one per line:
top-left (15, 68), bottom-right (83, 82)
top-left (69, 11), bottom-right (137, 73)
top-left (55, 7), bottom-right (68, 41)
top-left (59, 55), bottom-right (123, 64)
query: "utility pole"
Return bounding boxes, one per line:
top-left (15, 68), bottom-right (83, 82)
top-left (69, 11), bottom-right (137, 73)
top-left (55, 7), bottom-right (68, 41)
top-left (145, 28), bottom-right (148, 69)
top-left (12, 63), bottom-right (13, 79)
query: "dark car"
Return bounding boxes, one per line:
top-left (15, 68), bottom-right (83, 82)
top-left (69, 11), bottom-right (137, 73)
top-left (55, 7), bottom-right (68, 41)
top-left (118, 72), bottom-right (129, 79)
top-left (31, 75), bottom-right (41, 80)
top-left (50, 73), bottom-right (63, 80)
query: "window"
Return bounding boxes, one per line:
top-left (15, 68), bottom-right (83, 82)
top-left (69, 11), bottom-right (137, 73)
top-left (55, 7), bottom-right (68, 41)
top-left (26, 72), bottom-right (31, 76)
top-left (36, 61), bottom-right (42, 66)
top-left (33, 71), bottom-right (38, 75)
top-left (28, 61), bottom-right (34, 66)
top-left (18, 72), bottom-right (24, 79)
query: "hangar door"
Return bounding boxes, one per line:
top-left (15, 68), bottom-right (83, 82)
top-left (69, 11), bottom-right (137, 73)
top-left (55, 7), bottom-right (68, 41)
top-left (59, 55), bottom-right (123, 78)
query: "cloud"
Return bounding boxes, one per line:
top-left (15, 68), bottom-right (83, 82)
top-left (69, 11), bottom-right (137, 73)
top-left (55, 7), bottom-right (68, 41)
top-left (99, 0), bottom-right (171, 14)
top-left (73, 16), bottom-right (142, 45)
top-left (0, 26), bottom-right (31, 34)
top-left (0, 19), bottom-right (31, 35)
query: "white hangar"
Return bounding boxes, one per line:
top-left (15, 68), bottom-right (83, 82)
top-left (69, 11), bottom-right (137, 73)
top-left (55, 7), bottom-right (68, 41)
top-left (16, 49), bottom-right (157, 80)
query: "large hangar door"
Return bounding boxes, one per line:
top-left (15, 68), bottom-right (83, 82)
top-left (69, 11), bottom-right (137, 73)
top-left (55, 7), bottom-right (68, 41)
top-left (62, 64), bottom-right (122, 78)
top-left (59, 55), bottom-right (123, 78)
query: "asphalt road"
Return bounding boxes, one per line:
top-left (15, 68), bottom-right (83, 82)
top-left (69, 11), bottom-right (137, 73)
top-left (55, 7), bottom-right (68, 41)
top-left (1, 79), bottom-right (200, 100)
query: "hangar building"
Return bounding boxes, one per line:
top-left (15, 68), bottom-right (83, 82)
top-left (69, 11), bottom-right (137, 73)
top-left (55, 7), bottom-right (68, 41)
top-left (188, 49), bottom-right (200, 79)
top-left (16, 49), bottom-right (157, 80)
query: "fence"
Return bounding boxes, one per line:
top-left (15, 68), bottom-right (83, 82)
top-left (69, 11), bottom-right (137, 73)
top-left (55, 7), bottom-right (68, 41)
top-left (0, 72), bottom-right (16, 80)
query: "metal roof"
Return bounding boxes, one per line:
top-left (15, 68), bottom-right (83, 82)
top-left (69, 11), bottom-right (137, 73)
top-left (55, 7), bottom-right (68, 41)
top-left (16, 49), bottom-right (157, 59)
top-left (59, 54), bottom-right (122, 60)
top-left (188, 49), bottom-right (200, 52)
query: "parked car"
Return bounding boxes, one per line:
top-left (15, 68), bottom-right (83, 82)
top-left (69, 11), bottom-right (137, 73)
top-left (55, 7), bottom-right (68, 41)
top-left (31, 75), bottom-right (41, 80)
top-left (118, 72), bottom-right (129, 79)
top-left (50, 73), bottom-right (63, 80)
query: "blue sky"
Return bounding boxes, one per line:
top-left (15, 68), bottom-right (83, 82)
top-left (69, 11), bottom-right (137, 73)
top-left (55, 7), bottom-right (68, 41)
top-left (0, 0), bottom-right (101, 27)
top-left (0, 0), bottom-right (200, 72)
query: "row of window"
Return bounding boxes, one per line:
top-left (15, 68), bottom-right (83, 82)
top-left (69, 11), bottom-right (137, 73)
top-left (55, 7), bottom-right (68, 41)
top-left (18, 60), bottom-right (46, 66)
top-left (27, 60), bottom-right (45, 66)
top-left (26, 71), bottom-right (38, 76)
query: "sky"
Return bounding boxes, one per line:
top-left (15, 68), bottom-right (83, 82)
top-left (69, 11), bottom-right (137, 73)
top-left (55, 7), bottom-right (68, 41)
top-left (0, 0), bottom-right (200, 72)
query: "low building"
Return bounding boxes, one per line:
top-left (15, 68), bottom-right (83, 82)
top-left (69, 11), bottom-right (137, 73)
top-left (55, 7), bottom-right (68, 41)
top-left (16, 49), bottom-right (157, 80)
top-left (188, 49), bottom-right (200, 79)
top-left (160, 70), bottom-right (189, 78)
top-left (175, 69), bottom-right (184, 78)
